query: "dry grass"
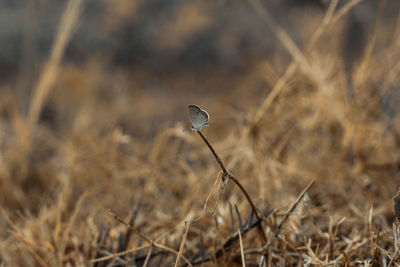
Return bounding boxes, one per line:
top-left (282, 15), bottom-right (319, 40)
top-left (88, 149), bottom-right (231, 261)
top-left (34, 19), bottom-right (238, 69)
top-left (1, 0), bottom-right (400, 266)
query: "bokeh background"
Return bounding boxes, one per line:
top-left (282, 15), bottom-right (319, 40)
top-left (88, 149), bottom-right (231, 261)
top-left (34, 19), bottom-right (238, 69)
top-left (1, 0), bottom-right (400, 265)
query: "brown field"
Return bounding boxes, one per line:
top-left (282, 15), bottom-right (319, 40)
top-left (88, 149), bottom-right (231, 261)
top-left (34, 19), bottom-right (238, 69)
top-left (1, 0), bottom-right (400, 266)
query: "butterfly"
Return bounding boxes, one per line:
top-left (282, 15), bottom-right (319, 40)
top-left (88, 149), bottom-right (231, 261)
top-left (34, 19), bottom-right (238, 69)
top-left (188, 104), bottom-right (210, 131)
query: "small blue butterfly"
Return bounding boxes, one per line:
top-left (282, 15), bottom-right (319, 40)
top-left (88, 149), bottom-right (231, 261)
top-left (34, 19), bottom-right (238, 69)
top-left (188, 104), bottom-right (210, 131)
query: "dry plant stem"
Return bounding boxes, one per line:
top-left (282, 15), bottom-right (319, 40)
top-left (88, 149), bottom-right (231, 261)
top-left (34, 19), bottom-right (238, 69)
top-left (192, 176), bottom-right (221, 222)
top-left (189, 214), bottom-right (267, 266)
top-left (263, 180), bottom-right (315, 251)
top-left (196, 130), bottom-right (267, 244)
top-left (238, 228), bottom-right (246, 267)
top-left (247, 0), bottom-right (309, 71)
top-left (174, 221), bottom-right (191, 267)
top-left (197, 130), bottom-right (228, 175)
top-left (0, 209), bottom-right (49, 267)
top-left (388, 223), bottom-right (399, 267)
top-left (28, 0), bottom-right (84, 129)
top-left (237, 0), bottom-right (361, 144)
top-left (197, 130), bottom-right (258, 215)
top-left (388, 246), bottom-right (399, 267)
top-left (274, 180), bottom-right (314, 236)
top-left (105, 209), bottom-right (193, 266)
top-left (106, 209), bottom-right (152, 243)
top-left (229, 174), bottom-right (260, 220)
top-left (143, 246), bottom-right (153, 267)
top-left (57, 192), bottom-right (87, 265)
top-left (91, 244), bottom-right (152, 263)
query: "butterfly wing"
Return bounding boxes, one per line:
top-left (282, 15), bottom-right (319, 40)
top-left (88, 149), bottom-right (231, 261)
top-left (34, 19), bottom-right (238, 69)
top-left (188, 104), bottom-right (210, 131)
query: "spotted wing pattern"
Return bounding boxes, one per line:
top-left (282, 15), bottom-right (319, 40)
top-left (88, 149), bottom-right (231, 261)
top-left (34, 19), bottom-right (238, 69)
top-left (188, 104), bottom-right (210, 131)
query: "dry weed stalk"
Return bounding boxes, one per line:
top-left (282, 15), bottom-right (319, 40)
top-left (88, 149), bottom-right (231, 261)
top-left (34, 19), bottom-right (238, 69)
top-left (96, 209), bottom-right (193, 266)
top-left (188, 104), bottom-right (268, 246)
top-left (390, 189), bottom-right (400, 266)
top-left (27, 0), bottom-right (84, 131)
top-left (174, 221), bottom-right (191, 267)
top-left (239, 0), bottom-right (363, 144)
top-left (263, 180), bottom-right (314, 251)
top-left (187, 210), bottom-right (271, 266)
top-left (188, 105), bottom-right (317, 262)
top-left (238, 227), bottom-right (246, 267)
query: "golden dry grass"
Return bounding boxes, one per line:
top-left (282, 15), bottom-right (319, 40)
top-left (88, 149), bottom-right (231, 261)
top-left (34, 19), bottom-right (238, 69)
top-left (1, 0), bottom-right (400, 266)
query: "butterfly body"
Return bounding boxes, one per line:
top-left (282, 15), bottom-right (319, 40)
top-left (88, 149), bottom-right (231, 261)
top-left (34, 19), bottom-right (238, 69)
top-left (188, 104), bottom-right (210, 131)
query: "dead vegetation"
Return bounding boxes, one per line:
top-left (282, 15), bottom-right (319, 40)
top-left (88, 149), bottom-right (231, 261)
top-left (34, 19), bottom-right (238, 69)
top-left (1, 0), bottom-right (400, 266)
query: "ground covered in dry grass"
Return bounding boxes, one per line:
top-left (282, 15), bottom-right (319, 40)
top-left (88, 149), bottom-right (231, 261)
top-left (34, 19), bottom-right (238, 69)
top-left (1, 0), bottom-right (400, 266)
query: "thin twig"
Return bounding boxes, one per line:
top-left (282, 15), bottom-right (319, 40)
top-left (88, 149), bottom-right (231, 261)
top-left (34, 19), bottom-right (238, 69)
top-left (238, 228), bottom-right (246, 267)
top-left (28, 0), bottom-right (84, 129)
top-left (95, 249), bottom-right (130, 265)
top-left (106, 209), bottom-right (152, 243)
top-left (229, 174), bottom-right (260, 220)
top-left (174, 221), bottom-right (191, 267)
top-left (195, 130), bottom-right (267, 244)
top-left (192, 175), bottom-right (220, 222)
top-left (387, 246), bottom-right (399, 267)
top-left (247, 0), bottom-right (309, 70)
top-left (104, 209), bottom-right (193, 266)
top-left (197, 130), bottom-right (228, 175)
top-left (388, 222), bottom-right (399, 267)
top-left (263, 180), bottom-right (315, 251)
top-left (91, 244), bottom-right (151, 263)
top-left (331, 0), bottom-right (365, 25)
top-left (237, 0), bottom-right (361, 143)
top-left (229, 174), bottom-right (269, 245)
top-left (143, 246), bottom-right (153, 267)
top-left (187, 211), bottom-right (271, 266)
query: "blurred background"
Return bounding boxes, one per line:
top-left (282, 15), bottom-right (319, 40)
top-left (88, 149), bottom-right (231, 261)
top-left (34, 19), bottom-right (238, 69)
top-left (1, 0), bottom-right (400, 265)
top-left (0, 0), bottom-right (397, 132)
